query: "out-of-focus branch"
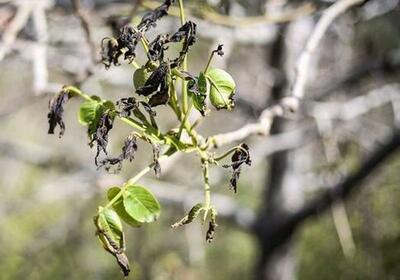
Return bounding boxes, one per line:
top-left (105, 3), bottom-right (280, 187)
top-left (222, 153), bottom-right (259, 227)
top-left (32, 0), bottom-right (49, 95)
top-left (209, 96), bottom-right (299, 147)
top-left (291, 128), bottom-right (400, 226)
top-left (292, 0), bottom-right (364, 99)
top-left (209, 0), bottom-right (363, 148)
top-left (253, 128), bottom-right (400, 257)
top-left (309, 83), bottom-right (400, 122)
top-left (0, 0), bottom-right (36, 61)
top-left (140, 0), bottom-right (316, 27)
top-left (315, 51), bottom-right (400, 100)
top-left (70, 0), bottom-right (97, 65)
top-left (0, 137), bottom-right (255, 230)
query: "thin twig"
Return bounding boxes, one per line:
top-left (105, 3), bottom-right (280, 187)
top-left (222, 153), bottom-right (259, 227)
top-left (71, 0), bottom-right (97, 65)
top-left (140, 0), bottom-right (316, 27)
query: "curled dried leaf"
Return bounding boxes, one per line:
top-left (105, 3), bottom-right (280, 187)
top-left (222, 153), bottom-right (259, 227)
top-left (223, 143), bottom-right (251, 193)
top-left (206, 208), bottom-right (218, 243)
top-left (90, 112), bottom-right (115, 166)
top-left (148, 34), bottom-right (170, 62)
top-left (212, 44), bottom-right (224, 57)
top-left (98, 134), bottom-right (138, 173)
top-left (137, 63), bottom-right (168, 96)
top-left (100, 37), bottom-right (121, 69)
top-left (171, 203), bottom-right (203, 228)
top-left (152, 143), bottom-right (161, 177)
top-left (101, 25), bottom-right (140, 68)
top-left (170, 21), bottom-right (197, 67)
top-left (138, 0), bottom-right (174, 32)
top-left (48, 88), bottom-right (71, 138)
top-left (116, 97), bottom-right (138, 118)
top-left (137, 63), bottom-right (170, 107)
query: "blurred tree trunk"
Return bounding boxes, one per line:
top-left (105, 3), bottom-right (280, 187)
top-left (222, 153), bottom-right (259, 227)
top-left (254, 22), bottom-right (304, 280)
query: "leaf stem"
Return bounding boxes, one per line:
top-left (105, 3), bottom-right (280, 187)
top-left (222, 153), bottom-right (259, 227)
top-left (64, 85), bottom-right (92, 101)
top-left (105, 153), bottom-right (173, 209)
top-left (63, 86), bottom-right (163, 142)
top-left (204, 51), bottom-right (215, 73)
top-left (178, 0), bottom-right (189, 120)
top-left (202, 159), bottom-right (211, 221)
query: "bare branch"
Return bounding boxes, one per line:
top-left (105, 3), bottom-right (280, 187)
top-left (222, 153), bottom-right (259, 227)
top-left (291, 128), bottom-right (400, 225)
top-left (309, 83), bottom-right (400, 122)
top-left (140, 0), bottom-right (316, 27)
top-left (210, 0), bottom-right (363, 147)
top-left (0, 0), bottom-right (36, 61)
top-left (71, 0), bottom-right (97, 65)
top-left (292, 0), bottom-right (364, 99)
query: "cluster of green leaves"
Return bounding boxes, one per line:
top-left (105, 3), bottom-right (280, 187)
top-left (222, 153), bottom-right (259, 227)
top-left (47, 0), bottom-right (249, 277)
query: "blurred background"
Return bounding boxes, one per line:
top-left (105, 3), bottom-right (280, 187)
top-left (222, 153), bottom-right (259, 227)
top-left (1, 0), bottom-right (400, 279)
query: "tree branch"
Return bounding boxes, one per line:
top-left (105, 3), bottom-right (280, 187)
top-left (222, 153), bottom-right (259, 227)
top-left (291, 128), bottom-right (400, 227)
top-left (209, 0), bottom-right (364, 148)
top-left (71, 0), bottom-right (97, 65)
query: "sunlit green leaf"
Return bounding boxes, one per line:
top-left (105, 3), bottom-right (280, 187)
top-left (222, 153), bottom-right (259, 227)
top-left (78, 99), bottom-right (101, 125)
top-left (107, 187), bottom-right (143, 228)
top-left (96, 206), bottom-right (123, 244)
top-left (122, 184), bottom-right (161, 223)
top-left (207, 68), bottom-right (236, 110)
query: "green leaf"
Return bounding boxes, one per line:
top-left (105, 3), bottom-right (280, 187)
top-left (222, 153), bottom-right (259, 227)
top-left (78, 98), bottom-right (115, 139)
top-left (133, 66), bottom-right (151, 89)
top-left (188, 72), bottom-right (209, 115)
top-left (78, 99), bottom-right (101, 125)
top-left (107, 187), bottom-right (143, 228)
top-left (122, 184), bottom-right (161, 223)
top-left (96, 206), bottom-right (123, 244)
top-left (206, 68), bottom-right (236, 110)
top-left (102, 100), bottom-right (115, 111)
top-left (171, 203), bottom-right (204, 228)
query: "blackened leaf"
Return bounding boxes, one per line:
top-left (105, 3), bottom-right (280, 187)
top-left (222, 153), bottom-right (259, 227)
top-left (116, 97), bottom-right (138, 118)
top-left (115, 252), bottom-right (130, 277)
top-left (118, 25), bottom-right (140, 61)
top-left (152, 143), bottom-right (161, 177)
top-left (223, 143), bottom-right (251, 193)
top-left (90, 111), bottom-right (115, 166)
top-left (148, 80), bottom-right (169, 107)
top-left (100, 37), bottom-right (121, 69)
top-left (98, 134), bottom-right (138, 173)
top-left (207, 68), bottom-right (236, 110)
top-left (48, 89), bottom-right (71, 138)
top-left (212, 44), bottom-right (224, 57)
top-left (100, 25), bottom-right (140, 68)
top-left (137, 63), bottom-right (168, 97)
top-left (170, 21), bottom-right (197, 67)
top-left (206, 208), bottom-right (218, 243)
top-left (122, 134), bottom-right (138, 162)
top-left (147, 34), bottom-right (169, 62)
top-left (137, 0), bottom-right (173, 32)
